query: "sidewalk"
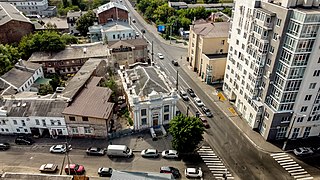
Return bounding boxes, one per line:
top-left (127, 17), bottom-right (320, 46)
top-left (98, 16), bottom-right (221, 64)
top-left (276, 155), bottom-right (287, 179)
top-left (178, 64), bottom-right (282, 154)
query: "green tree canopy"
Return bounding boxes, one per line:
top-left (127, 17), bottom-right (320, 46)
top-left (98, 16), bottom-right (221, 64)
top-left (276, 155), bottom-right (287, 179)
top-left (169, 114), bottom-right (204, 153)
top-left (0, 44), bottom-right (21, 75)
top-left (76, 10), bottom-right (96, 36)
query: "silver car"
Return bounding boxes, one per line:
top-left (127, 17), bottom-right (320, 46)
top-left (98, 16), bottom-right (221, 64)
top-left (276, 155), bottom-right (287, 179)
top-left (141, 149), bottom-right (159, 158)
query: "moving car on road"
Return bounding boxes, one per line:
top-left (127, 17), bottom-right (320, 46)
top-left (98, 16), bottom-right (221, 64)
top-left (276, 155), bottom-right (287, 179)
top-left (86, 147), bottom-right (105, 156)
top-left (15, 136), bottom-right (34, 145)
top-left (162, 150), bottom-right (179, 159)
top-left (201, 106), bottom-right (213, 118)
top-left (65, 164), bottom-right (85, 175)
top-left (0, 142), bottom-right (10, 150)
top-left (160, 166), bottom-right (181, 178)
top-left (194, 97), bottom-right (204, 107)
top-left (187, 88), bottom-right (196, 98)
top-left (141, 149), bottom-right (159, 158)
top-left (293, 147), bottom-right (314, 156)
top-left (157, 53), bottom-right (164, 59)
top-left (171, 60), bottom-right (179, 66)
top-left (98, 167), bottom-right (113, 177)
top-left (185, 167), bottom-right (203, 178)
top-left (179, 90), bottom-right (189, 101)
top-left (50, 144), bottom-right (69, 153)
top-left (39, 164), bottom-right (58, 173)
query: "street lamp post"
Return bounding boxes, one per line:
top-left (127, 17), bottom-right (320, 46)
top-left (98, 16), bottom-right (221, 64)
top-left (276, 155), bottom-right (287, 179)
top-left (176, 69), bottom-right (179, 91)
top-left (282, 113), bottom-right (306, 151)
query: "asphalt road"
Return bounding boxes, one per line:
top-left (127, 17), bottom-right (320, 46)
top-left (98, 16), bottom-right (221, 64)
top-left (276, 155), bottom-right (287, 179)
top-left (123, 0), bottom-right (295, 179)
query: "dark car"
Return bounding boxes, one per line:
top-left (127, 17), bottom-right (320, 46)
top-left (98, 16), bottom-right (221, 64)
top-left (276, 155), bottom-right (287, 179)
top-left (187, 88), bottom-right (196, 98)
top-left (171, 60), bottom-right (179, 66)
top-left (160, 166), bottom-right (181, 178)
top-left (98, 167), bottom-right (113, 177)
top-left (141, 29), bottom-right (146, 33)
top-left (86, 147), bottom-right (106, 156)
top-left (202, 122), bottom-right (210, 129)
top-left (15, 136), bottom-right (34, 145)
top-left (201, 106), bottom-right (213, 118)
top-left (0, 143), bottom-right (10, 150)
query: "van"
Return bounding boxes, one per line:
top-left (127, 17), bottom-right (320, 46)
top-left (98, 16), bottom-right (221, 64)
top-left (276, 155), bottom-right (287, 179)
top-left (107, 145), bottom-right (133, 158)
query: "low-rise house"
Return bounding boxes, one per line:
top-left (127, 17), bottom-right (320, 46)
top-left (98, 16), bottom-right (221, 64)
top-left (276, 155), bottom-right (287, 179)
top-left (0, 99), bottom-right (68, 137)
top-left (97, 2), bottom-right (128, 25)
top-left (108, 39), bottom-right (148, 68)
top-left (188, 21), bottom-right (229, 83)
top-left (0, 2), bottom-right (34, 44)
top-left (88, 21), bottom-right (135, 43)
top-left (34, 17), bottom-right (68, 33)
top-left (66, 10), bottom-right (89, 35)
top-left (1, 0), bottom-right (57, 17)
top-left (28, 42), bottom-right (110, 75)
top-left (0, 60), bottom-right (43, 95)
top-left (120, 66), bottom-right (179, 130)
top-left (61, 58), bottom-right (114, 138)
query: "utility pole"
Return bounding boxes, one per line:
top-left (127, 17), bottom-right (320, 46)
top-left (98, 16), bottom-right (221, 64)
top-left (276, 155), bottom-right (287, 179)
top-left (66, 141), bottom-right (71, 175)
top-left (176, 69), bottom-right (179, 90)
top-left (151, 41), bottom-right (154, 65)
top-left (186, 105), bottom-right (190, 116)
top-left (169, 24), bottom-right (172, 44)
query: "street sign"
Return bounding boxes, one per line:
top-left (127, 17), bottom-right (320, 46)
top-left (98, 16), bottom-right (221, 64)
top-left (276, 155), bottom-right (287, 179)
top-left (157, 25), bottom-right (165, 32)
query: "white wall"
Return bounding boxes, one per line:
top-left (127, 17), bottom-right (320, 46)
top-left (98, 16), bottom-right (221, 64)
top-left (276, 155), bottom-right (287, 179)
top-left (103, 29), bottom-right (135, 42)
top-left (17, 67), bottom-right (44, 92)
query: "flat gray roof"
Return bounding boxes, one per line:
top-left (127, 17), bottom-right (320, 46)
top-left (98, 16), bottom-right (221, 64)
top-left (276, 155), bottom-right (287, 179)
top-left (0, 2), bottom-right (32, 26)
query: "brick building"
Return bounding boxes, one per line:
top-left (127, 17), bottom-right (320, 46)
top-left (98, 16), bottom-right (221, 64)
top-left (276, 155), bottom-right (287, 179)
top-left (97, 2), bottom-right (128, 25)
top-left (0, 2), bottom-right (34, 44)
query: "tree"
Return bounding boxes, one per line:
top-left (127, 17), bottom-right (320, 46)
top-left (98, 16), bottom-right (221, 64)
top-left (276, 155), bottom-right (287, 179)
top-left (76, 10), bottom-right (96, 36)
top-left (169, 114), bottom-right (204, 153)
top-left (0, 44), bottom-right (21, 75)
top-left (61, 34), bottom-right (79, 44)
top-left (38, 84), bottom-right (54, 95)
top-left (102, 77), bottom-right (118, 102)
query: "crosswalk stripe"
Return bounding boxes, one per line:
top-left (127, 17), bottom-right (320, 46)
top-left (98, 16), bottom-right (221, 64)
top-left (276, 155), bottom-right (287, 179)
top-left (294, 174), bottom-right (312, 179)
top-left (282, 164), bottom-right (300, 168)
top-left (200, 155), bottom-right (218, 158)
top-left (200, 146), bottom-right (211, 148)
top-left (271, 153), bottom-right (286, 156)
top-left (288, 169), bottom-right (305, 173)
top-left (277, 159), bottom-right (294, 163)
top-left (204, 160), bottom-right (222, 163)
top-left (208, 165), bottom-right (226, 168)
top-left (275, 157), bottom-right (291, 161)
top-left (291, 171), bottom-right (308, 176)
top-left (296, 177), bottom-right (313, 180)
top-left (280, 161), bottom-right (297, 166)
top-left (272, 154), bottom-right (289, 158)
top-left (206, 163), bottom-right (224, 166)
top-left (285, 166), bottom-right (302, 171)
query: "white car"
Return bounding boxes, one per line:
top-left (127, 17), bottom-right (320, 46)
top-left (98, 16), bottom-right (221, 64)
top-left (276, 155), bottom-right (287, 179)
top-left (39, 163), bottom-right (58, 173)
top-left (157, 53), bottom-right (164, 59)
top-left (49, 144), bottom-right (70, 153)
top-left (293, 147), bottom-right (314, 156)
top-left (141, 149), bottom-right (159, 158)
top-left (185, 167), bottom-right (203, 178)
top-left (194, 97), bottom-right (204, 107)
top-left (162, 149), bottom-right (179, 159)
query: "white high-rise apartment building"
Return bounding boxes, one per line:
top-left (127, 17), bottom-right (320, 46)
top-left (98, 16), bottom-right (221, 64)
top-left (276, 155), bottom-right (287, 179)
top-left (224, 0), bottom-right (320, 141)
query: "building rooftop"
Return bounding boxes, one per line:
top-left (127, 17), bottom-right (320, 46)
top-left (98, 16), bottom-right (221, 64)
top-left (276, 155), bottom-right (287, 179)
top-left (0, 172), bottom-right (73, 180)
top-left (125, 66), bottom-right (170, 97)
top-left (192, 21), bottom-right (230, 38)
top-left (39, 17), bottom-right (68, 29)
top-left (62, 76), bottom-right (114, 119)
top-left (0, 2), bottom-right (32, 26)
top-left (60, 58), bottom-right (107, 100)
top-left (97, 2), bottom-right (128, 14)
top-left (0, 68), bottom-right (33, 89)
top-left (103, 23), bottom-right (132, 32)
top-left (28, 42), bottom-right (109, 62)
top-left (15, 59), bottom-right (42, 71)
top-left (111, 170), bottom-right (173, 180)
top-left (2, 99), bottom-right (66, 117)
top-left (66, 10), bottom-right (87, 17)
top-left (108, 38), bottom-right (148, 47)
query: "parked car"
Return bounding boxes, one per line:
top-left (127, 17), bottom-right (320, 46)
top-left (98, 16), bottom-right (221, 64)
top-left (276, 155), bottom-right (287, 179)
top-left (162, 150), bottom-right (179, 159)
top-left (15, 136), bottom-right (34, 145)
top-left (194, 97), bottom-right (204, 107)
top-left (179, 90), bottom-right (189, 101)
top-left (171, 60), bottom-right (179, 66)
top-left (107, 145), bottom-right (133, 158)
top-left (50, 144), bottom-right (69, 153)
top-left (39, 164), bottom-right (58, 173)
top-left (141, 149), bottom-right (159, 158)
top-left (98, 167), bottom-right (113, 177)
top-left (187, 88), bottom-right (196, 97)
top-left (157, 53), bottom-right (164, 59)
top-left (86, 147), bottom-right (105, 156)
top-left (201, 106), bottom-right (213, 117)
top-left (0, 143), bottom-right (10, 150)
top-left (160, 166), bottom-right (181, 178)
top-left (64, 164), bottom-right (85, 175)
top-left (141, 29), bottom-right (146, 33)
top-left (293, 147), bottom-right (314, 156)
top-left (185, 167), bottom-right (203, 178)
top-left (202, 122), bottom-right (210, 129)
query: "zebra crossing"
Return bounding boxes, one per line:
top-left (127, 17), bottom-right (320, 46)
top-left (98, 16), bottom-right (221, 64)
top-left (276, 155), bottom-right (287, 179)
top-left (270, 153), bottom-right (313, 180)
top-left (197, 145), bottom-right (234, 179)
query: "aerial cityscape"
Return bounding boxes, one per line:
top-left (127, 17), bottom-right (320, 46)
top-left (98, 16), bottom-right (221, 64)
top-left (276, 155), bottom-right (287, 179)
top-left (0, 0), bottom-right (319, 179)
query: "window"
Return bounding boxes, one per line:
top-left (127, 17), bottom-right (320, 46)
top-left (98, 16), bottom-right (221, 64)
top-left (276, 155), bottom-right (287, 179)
top-left (276, 18), bottom-right (282, 26)
top-left (72, 127), bottom-right (78, 134)
top-left (113, 35), bottom-right (115, 39)
top-left (236, 40), bottom-right (239, 45)
top-left (16, 129), bottom-right (20, 132)
top-left (57, 120), bottom-right (61, 126)
top-left (275, 127), bottom-right (287, 140)
top-left (269, 46), bottom-right (274, 54)
top-left (13, 120), bottom-right (17, 125)
top-left (297, 117), bottom-right (304, 123)
top-left (313, 70), bottom-right (320, 77)
top-left (69, 116), bottom-right (76, 121)
top-left (82, 117), bottom-right (88, 121)
top-left (309, 83), bottom-right (317, 89)
top-left (35, 119), bottom-right (39, 125)
top-left (221, 40), bottom-right (225, 45)
top-left (301, 106), bottom-right (308, 112)
top-left (291, 128), bottom-right (300, 139)
top-left (305, 95), bottom-right (312, 101)
top-left (50, 120), bottom-right (54, 125)
top-left (141, 118), bottom-right (147, 125)
top-left (84, 127), bottom-right (91, 134)
top-left (164, 105), bottom-right (170, 113)
top-left (141, 109), bottom-right (147, 116)
top-left (273, 33), bottom-right (278, 40)
top-left (303, 127), bottom-right (311, 138)
top-left (164, 114), bottom-right (169, 121)
top-left (281, 117), bottom-right (290, 123)
top-left (21, 120), bottom-right (26, 126)
top-left (42, 119), bottom-right (46, 126)
top-left (24, 129), bottom-right (28, 133)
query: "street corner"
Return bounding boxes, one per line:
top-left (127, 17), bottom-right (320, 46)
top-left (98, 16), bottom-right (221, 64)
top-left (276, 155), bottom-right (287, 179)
top-left (217, 92), bottom-right (226, 101)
